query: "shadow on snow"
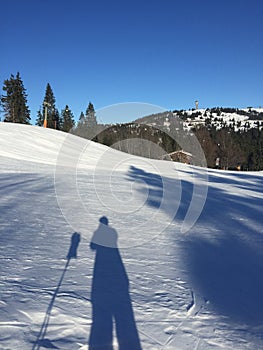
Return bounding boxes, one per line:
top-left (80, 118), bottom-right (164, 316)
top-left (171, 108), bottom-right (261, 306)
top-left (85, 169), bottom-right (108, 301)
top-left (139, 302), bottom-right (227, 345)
top-left (88, 216), bottom-right (142, 350)
top-left (32, 232), bottom-right (81, 350)
top-left (128, 165), bottom-right (263, 326)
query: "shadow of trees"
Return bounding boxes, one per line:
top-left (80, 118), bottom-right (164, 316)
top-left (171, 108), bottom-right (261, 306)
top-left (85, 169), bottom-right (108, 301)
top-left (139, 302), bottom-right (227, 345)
top-left (182, 175), bottom-right (263, 326)
top-left (127, 165), bottom-right (263, 326)
top-left (127, 165), bottom-right (196, 222)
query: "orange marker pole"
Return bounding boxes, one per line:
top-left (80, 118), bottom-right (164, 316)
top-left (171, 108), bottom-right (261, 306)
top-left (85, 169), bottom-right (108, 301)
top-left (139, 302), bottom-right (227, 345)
top-left (44, 104), bottom-right (48, 128)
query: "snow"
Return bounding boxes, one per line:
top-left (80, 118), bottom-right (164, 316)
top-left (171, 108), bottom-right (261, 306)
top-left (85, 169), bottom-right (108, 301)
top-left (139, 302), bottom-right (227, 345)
top-left (0, 123), bottom-right (263, 349)
top-left (174, 108), bottom-right (263, 132)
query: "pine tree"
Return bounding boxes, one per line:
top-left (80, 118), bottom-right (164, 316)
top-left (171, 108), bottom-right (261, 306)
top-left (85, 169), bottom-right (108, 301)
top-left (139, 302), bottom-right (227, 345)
top-left (73, 111), bottom-right (85, 137)
top-left (35, 108), bottom-right (43, 126)
top-left (61, 105), bottom-right (75, 132)
top-left (35, 83), bottom-right (60, 129)
top-left (74, 102), bottom-right (98, 139)
top-left (85, 102), bottom-right (98, 139)
top-left (0, 72), bottom-right (31, 124)
top-left (79, 111), bottom-right (85, 124)
top-left (85, 102), bottom-right (97, 127)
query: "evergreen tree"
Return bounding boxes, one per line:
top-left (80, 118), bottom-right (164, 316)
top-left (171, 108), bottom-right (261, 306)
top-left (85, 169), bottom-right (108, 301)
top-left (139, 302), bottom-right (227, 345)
top-left (194, 126), bottom-right (217, 167)
top-left (61, 105), bottom-right (75, 132)
top-left (35, 83), bottom-right (60, 129)
top-left (35, 108), bottom-right (43, 126)
top-left (85, 102), bottom-right (98, 140)
top-left (214, 128), bottom-right (245, 169)
top-left (0, 72), bottom-right (31, 124)
top-left (74, 102), bottom-right (98, 139)
top-left (85, 102), bottom-right (97, 127)
top-left (79, 111), bottom-right (85, 124)
top-left (73, 112), bottom-right (85, 138)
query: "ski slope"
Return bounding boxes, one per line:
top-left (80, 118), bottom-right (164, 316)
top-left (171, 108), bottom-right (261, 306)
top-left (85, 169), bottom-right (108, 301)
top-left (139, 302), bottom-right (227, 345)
top-left (0, 123), bottom-right (262, 350)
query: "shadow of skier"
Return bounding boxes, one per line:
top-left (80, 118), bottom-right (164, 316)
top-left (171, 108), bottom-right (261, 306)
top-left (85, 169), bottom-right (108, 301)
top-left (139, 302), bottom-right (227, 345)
top-left (88, 216), bottom-right (141, 350)
top-left (32, 232), bottom-right (81, 350)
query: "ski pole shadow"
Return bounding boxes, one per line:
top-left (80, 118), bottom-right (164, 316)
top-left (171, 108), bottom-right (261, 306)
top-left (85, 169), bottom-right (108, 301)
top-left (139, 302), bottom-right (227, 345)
top-left (88, 216), bottom-right (142, 350)
top-left (32, 232), bottom-right (81, 350)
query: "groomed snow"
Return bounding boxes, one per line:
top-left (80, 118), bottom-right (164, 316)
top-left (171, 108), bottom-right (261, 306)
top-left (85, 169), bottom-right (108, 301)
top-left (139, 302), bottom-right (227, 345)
top-left (0, 123), bottom-right (262, 350)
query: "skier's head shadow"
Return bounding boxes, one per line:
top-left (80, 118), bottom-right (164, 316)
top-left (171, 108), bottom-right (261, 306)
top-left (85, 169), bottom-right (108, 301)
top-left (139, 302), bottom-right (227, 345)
top-left (88, 216), bottom-right (142, 350)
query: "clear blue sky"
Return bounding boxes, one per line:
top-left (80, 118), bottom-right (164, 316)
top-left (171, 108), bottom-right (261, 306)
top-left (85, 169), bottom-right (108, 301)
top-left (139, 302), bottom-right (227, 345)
top-left (1, 0), bottom-right (263, 124)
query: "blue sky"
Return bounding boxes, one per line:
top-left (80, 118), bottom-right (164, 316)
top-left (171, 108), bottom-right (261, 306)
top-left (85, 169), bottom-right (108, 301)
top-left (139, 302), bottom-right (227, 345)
top-left (1, 0), bottom-right (263, 124)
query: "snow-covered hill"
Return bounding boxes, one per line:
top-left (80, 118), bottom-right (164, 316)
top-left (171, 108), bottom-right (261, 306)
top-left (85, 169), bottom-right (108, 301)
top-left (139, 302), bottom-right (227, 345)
top-left (0, 123), bottom-right (263, 350)
top-left (136, 107), bottom-right (263, 133)
top-left (180, 108), bottom-right (263, 132)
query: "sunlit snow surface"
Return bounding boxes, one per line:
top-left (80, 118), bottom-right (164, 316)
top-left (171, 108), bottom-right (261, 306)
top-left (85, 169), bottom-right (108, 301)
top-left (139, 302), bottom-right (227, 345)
top-left (0, 124), bottom-right (263, 350)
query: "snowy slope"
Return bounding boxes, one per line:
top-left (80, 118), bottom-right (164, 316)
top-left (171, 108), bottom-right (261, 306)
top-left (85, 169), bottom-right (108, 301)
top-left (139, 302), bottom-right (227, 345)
top-left (140, 108), bottom-right (263, 132)
top-left (0, 123), bottom-right (263, 350)
top-left (181, 108), bottom-right (263, 132)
